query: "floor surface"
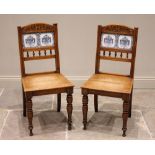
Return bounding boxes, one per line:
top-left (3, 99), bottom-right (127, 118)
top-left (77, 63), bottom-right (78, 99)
top-left (0, 85), bottom-right (155, 140)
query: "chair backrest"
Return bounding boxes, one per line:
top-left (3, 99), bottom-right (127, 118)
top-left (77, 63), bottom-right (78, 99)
top-left (95, 25), bottom-right (138, 78)
top-left (18, 23), bottom-right (60, 77)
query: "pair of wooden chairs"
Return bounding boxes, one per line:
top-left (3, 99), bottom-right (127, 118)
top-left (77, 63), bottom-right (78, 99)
top-left (17, 23), bottom-right (138, 137)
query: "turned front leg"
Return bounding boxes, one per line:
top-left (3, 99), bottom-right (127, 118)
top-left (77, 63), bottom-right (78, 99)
top-left (66, 93), bottom-right (73, 130)
top-left (82, 94), bottom-right (88, 130)
top-left (26, 96), bottom-right (33, 136)
top-left (122, 96), bottom-right (129, 137)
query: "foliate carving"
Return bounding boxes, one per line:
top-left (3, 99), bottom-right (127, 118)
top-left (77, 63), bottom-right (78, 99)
top-left (102, 25), bottom-right (134, 35)
top-left (22, 23), bottom-right (55, 33)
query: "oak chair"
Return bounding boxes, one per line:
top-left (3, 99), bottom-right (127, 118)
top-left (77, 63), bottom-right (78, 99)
top-left (81, 25), bottom-right (138, 137)
top-left (18, 23), bottom-right (74, 136)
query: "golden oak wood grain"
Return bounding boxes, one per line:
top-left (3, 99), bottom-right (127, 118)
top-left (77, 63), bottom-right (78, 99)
top-left (81, 73), bottom-right (133, 94)
top-left (22, 73), bottom-right (74, 92)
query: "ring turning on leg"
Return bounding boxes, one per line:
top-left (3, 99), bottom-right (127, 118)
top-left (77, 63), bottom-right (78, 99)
top-left (26, 96), bottom-right (33, 136)
top-left (66, 93), bottom-right (73, 130)
top-left (82, 94), bottom-right (88, 130)
top-left (122, 96), bottom-right (129, 137)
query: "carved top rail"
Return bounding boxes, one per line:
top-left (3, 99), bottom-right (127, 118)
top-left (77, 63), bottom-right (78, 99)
top-left (101, 25), bottom-right (134, 35)
top-left (22, 23), bottom-right (55, 34)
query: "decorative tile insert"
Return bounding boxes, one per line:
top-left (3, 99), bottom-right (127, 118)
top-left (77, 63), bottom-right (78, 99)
top-left (101, 33), bottom-right (133, 50)
top-left (23, 32), bottom-right (54, 48)
top-left (101, 34), bottom-right (116, 48)
top-left (118, 35), bottom-right (133, 50)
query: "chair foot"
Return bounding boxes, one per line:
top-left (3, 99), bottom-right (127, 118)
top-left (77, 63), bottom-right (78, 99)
top-left (122, 129), bottom-right (126, 137)
top-left (29, 129), bottom-right (33, 136)
top-left (83, 124), bottom-right (87, 130)
top-left (68, 125), bottom-right (72, 130)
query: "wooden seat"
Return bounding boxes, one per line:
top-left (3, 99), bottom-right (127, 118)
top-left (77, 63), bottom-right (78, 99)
top-left (81, 25), bottom-right (138, 137)
top-left (82, 73), bottom-right (133, 94)
top-left (17, 23), bottom-right (74, 136)
top-left (22, 73), bottom-right (73, 92)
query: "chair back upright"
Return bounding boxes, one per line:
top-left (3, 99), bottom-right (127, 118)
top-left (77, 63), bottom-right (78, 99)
top-left (18, 23), bottom-right (60, 77)
top-left (95, 24), bottom-right (138, 78)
